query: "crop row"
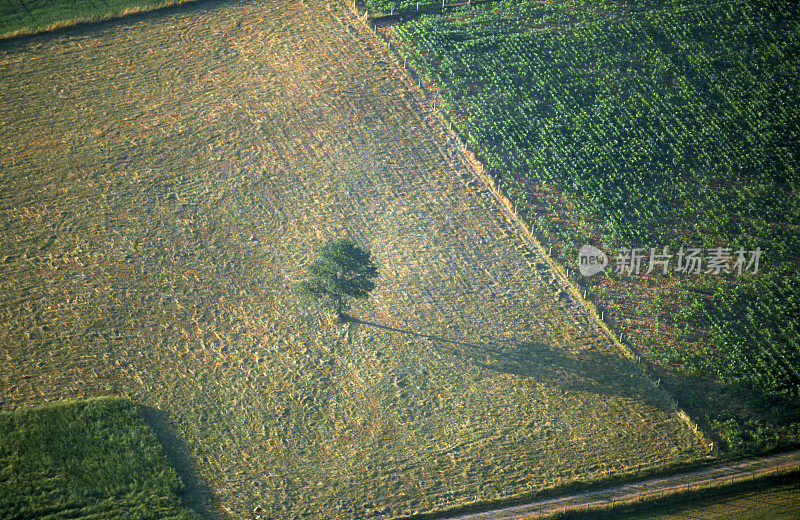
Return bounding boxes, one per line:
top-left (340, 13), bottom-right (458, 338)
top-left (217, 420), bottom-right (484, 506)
top-left (393, 0), bottom-right (799, 248)
top-left (679, 269), bottom-right (800, 397)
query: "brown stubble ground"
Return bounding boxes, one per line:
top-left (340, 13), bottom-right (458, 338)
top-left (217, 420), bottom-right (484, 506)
top-left (0, 0), bottom-right (707, 518)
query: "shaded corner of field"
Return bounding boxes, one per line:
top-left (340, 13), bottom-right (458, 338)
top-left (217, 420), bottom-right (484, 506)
top-left (662, 368), bottom-right (800, 443)
top-left (139, 405), bottom-right (216, 520)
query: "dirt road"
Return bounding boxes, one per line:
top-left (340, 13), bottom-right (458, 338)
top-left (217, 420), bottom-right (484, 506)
top-left (443, 449), bottom-right (800, 519)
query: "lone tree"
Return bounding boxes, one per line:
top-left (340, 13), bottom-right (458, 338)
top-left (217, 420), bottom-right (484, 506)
top-left (296, 238), bottom-right (378, 322)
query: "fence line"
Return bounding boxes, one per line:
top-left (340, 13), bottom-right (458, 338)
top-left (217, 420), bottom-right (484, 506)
top-left (347, 0), bottom-right (714, 456)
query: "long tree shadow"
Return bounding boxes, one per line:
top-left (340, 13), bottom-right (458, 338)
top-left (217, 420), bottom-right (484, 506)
top-left (485, 341), bottom-right (672, 408)
top-left (140, 405), bottom-right (215, 520)
top-left (353, 318), bottom-right (673, 409)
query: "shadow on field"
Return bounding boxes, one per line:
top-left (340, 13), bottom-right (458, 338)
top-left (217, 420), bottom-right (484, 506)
top-left (140, 405), bottom-right (215, 520)
top-left (352, 319), bottom-right (667, 407)
top-left (483, 342), bottom-right (666, 404)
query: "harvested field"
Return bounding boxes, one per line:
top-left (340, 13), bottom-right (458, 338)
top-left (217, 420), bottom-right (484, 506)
top-left (0, 0), bottom-right (707, 518)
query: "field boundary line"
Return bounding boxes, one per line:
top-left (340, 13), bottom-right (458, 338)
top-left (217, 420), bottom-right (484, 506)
top-left (341, 0), bottom-right (713, 456)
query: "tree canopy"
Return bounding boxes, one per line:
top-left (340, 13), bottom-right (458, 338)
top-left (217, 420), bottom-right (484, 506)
top-left (296, 238), bottom-right (378, 319)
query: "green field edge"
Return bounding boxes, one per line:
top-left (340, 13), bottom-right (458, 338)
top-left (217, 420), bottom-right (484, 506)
top-left (346, 0), bottom-right (713, 446)
top-left (0, 0), bottom-right (207, 41)
top-left (354, 0), bottom-right (493, 19)
top-left (352, 0), bottom-right (800, 458)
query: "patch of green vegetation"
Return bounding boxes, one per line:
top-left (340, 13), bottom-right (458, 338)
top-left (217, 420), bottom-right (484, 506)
top-left (676, 269), bottom-right (800, 396)
top-left (0, 397), bottom-right (196, 520)
top-left (0, 0), bottom-right (198, 38)
top-left (392, 0), bottom-right (799, 245)
top-left (386, 0), bottom-right (800, 453)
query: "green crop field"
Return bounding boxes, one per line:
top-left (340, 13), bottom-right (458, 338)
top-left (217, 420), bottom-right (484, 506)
top-left (0, 396), bottom-right (195, 519)
top-left (0, 0), bottom-right (203, 39)
top-left (0, 0), bottom-right (709, 518)
top-left (376, 0), bottom-right (800, 454)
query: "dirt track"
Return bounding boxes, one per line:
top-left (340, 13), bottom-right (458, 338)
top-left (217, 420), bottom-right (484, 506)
top-left (444, 449), bottom-right (800, 519)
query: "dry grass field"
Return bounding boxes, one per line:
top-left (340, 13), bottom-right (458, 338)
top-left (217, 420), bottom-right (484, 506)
top-left (0, 0), bottom-right (708, 517)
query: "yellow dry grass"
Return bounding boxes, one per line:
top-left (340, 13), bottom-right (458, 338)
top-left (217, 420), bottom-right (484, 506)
top-left (0, 0), bottom-right (708, 517)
